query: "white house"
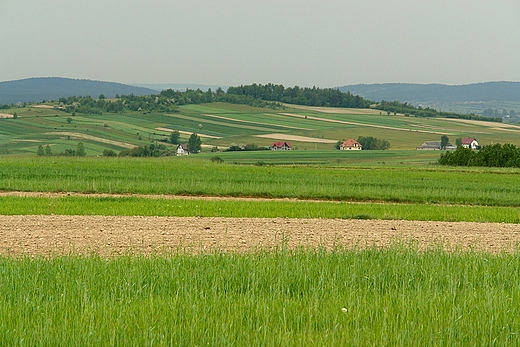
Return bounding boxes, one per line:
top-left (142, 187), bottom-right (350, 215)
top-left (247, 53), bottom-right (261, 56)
top-left (339, 139), bottom-right (362, 150)
top-left (461, 138), bottom-right (479, 150)
top-left (271, 142), bottom-right (292, 150)
top-left (176, 144), bottom-right (190, 156)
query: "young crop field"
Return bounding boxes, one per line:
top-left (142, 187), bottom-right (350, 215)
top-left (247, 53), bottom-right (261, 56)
top-left (2, 102), bottom-right (520, 345)
top-left (1, 248), bottom-right (520, 345)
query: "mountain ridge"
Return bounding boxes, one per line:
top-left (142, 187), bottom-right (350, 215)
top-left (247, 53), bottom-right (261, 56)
top-left (337, 81), bottom-right (520, 104)
top-left (0, 77), bottom-right (157, 104)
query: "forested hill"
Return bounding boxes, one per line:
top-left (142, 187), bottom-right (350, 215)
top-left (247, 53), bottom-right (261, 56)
top-left (225, 83), bottom-right (499, 122)
top-left (227, 84), bottom-right (368, 108)
top-left (0, 77), bottom-right (157, 104)
top-left (338, 82), bottom-right (520, 103)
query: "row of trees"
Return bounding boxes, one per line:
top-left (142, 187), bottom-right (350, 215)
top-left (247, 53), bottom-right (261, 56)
top-left (357, 136), bottom-right (390, 150)
top-left (36, 142), bottom-right (86, 156)
top-left (226, 84), bottom-right (368, 108)
top-left (439, 143), bottom-right (520, 167)
top-left (119, 133), bottom-right (202, 157)
top-left (12, 82), bottom-right (500, 124)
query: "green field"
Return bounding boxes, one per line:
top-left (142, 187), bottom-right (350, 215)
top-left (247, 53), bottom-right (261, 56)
top-left (3, 101), bottom-right (520, 156)
top-left (1, 248), bottom-right (520, 346)
top-left (2, 156), bottom-right (520, 207)
top-left (2, 102), bottom-right (520, 345)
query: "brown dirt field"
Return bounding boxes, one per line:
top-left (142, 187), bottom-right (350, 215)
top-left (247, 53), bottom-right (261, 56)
top-left (1, 215), bottom-right (520, 257)
top-left (0, 113), bottom-right (14, 119)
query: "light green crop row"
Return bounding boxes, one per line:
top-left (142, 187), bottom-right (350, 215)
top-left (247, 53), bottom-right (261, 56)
top-left (2, 156), bottom-right (520, 207)
top-left (1, 195), bottom-right (520, 223)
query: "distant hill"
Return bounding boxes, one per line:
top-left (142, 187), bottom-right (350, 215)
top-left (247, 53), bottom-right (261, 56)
top-left (338, 82), bottom-right (520, 104)
top-left (0, 77), bottom-right (157, 104)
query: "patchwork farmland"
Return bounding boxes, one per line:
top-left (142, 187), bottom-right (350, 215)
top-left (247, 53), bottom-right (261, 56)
top-left (1, 101), bottom-right (520, 345)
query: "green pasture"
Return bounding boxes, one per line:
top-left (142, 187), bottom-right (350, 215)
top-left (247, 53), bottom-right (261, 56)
top-left (2, 156), bottom-right (520, 206)
top-left (1, 249), bottom-right (520, 346)
top-left (200, 149), bottom-right (441, 165)
top-left (3, 102), bottom-right (520, 155)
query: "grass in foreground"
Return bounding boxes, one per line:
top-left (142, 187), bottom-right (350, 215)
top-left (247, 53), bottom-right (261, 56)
top-left (1, 248), bottom-right (519, 346)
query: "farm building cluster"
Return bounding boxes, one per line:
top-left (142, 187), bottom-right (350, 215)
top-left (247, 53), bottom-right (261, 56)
top-left (417, 138), bottom-right (479, 150)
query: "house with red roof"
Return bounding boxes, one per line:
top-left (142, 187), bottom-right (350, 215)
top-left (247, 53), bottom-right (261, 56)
top-left (461, 138), bottom-right (479, 150)
top-left (339, 139), bottom-right (362, 150)
top-left (270, 141), bottom-right (292, 150)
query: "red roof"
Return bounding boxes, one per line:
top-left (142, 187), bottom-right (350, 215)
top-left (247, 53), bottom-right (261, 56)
top-left (341, 139), bottom-right (362, 147)
top-left (462, 138), bottom-right (476, 144)
top-left (271, 141), bottom-right (291, 148)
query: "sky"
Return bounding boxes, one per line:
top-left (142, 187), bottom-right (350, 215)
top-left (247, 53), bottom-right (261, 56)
top-left (1, 0), bottom-right (519, 87)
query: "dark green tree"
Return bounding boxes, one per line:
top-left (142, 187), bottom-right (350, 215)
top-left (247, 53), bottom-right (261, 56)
top-left (103, 149), bottom-right (117, 157)
top-left (440, 135), bottom-right (449, 150)
top-left (37, 145), bottom-right (45, 156)
top-left (45, 145), bottom-right (52, 156)
top-left (455, 138), bottom-right (463, 147)
top-left (170, 130), bottom-right (180, 144)
top-left (187, 133), bottom-right (202, 154)
top-left (76, 142), bottom-right (86, 156)
top-left (357, 136), bottom-right (390, 150)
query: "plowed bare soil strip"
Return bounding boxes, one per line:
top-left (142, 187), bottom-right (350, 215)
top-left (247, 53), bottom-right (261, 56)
top-left (1, 215), bottom-right (519, 256)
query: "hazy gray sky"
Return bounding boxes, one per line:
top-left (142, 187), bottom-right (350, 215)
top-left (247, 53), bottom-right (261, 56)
top-left (1, 0), bottom-right (519, 87)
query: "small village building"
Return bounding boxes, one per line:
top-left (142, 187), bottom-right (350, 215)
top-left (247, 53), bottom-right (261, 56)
top-left (339, 139), bottom-right (363, 150)
top-left (271, 141), bottom-right (292, 150)
top-left (176, 144), bottom-right (190, 155)
top-left (461, 138), bottom-right (479, 150)
top-left (416, 141), bottom-right (456, 150)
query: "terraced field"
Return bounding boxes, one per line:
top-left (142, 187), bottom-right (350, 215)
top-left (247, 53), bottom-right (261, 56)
top-left (3, 101), bottom-right (520, 155)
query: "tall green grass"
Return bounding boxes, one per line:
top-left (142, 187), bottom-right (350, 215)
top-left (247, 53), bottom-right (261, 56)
top-left (2, 156), bottom-right (520, 207)
top-left (1, 248), bottom-right (519, 346)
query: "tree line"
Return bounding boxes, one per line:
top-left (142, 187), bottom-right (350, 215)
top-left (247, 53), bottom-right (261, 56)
top-left (439, 143), bottom-right (520, 167)
top-left (4, 83), bottom-right (501, 123)
top-left (37, 142), bottom-right (86, 157)
top-left (226, 84), bottom-right (368, 108)
top-left (225, 84), bottom-right (499, 122)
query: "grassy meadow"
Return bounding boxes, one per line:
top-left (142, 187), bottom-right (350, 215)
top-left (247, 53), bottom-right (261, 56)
top-left (1, 248), bottom-right (520, 346)
top-left (2, 102), bottom-right (520, 345)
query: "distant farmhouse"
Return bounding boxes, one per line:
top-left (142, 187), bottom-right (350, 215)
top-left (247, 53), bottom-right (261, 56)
top-left (461, 138), bottom-right (479, 150)
top-left (339, 139), bottom-right (362, 150)
top-left (416, 141), bottom-right (456, 150)
top-left (176, 144), bottom-right (190, 155)
top-left (271, 142), bottom-right (292, 150)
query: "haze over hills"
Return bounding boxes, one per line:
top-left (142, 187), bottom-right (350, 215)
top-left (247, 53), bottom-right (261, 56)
top-left (2, 77), bottom-right (520, 116)
top-left (0, 77), bottom-right (157, 104)
top-left (338, 82), bottom-right (520, 114)
top-left (134, 83), bottom-right (228, 92)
